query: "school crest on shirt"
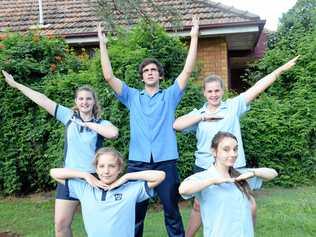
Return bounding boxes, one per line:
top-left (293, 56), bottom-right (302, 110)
top-left (114, 193), bottom-right (123, 201)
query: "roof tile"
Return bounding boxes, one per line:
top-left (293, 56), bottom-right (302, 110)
top-left (0, 0), bottom-right (263, 37)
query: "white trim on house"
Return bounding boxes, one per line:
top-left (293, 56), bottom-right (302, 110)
top-left (64, 25), bottom-right (260, 50)
top-left (171, 25), bottom-right (259, 37)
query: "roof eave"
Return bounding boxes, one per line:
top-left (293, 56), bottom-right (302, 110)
top-left (50, 20), bottom-right (266, 49)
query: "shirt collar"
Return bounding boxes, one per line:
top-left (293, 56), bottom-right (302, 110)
top-left (201, 100), bottom-right (228, 112)
top-left (75, 112), bottom-right (96, 123)
top-left (140, 88), bottom-right (163, 97)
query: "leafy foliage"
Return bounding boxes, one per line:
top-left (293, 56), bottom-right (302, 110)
top-left (0, 32), bottom-right (84, 194)
top-left (0, 22), bottom-right (201, 195)
top-left (1, 0), bottom-right (315, 194)
top-left (242, 0), bottom-right (316, 186)
top-left (96, 0), bottom-right (183, 32)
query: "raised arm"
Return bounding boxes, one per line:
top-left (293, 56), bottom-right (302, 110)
top-left (98, 24), bottom-right (123, 95)
top-left (177, 15), bottom-right (199, 90)
top-left (179, 176), bottom-right (234, 196)
top-left (243, 56), bottom-right (299, 103)
top-left (109, 170), bottom-right (166, 189)
top-left (2, 70), bottom-right (56, 115)
top-left (50, 168), bottom-right (108, 189)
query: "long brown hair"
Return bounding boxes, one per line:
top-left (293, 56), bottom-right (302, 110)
top-left (72, 85), bottom-right (101, 118)
top-left (211, 131), bottom-right (253, 199)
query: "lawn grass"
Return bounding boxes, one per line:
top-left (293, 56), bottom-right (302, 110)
top-left (0, 185), bottom-right (315, 237)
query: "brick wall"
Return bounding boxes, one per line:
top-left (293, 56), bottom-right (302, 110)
top-left (196, 37), bottom-right (228, 87)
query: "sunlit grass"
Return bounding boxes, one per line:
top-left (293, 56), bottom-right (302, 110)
top-left (1, 185), bottom-right (315, 236)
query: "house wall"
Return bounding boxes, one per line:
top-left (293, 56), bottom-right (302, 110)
top-left (196, 37), bottom-right (228, 87)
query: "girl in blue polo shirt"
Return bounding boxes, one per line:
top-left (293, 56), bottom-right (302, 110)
top-left (50, 147), bottom-right (165, 237)
top-left (179, 131), bottom-right (278, 237)
top-left (173, 56), bottom-right (298, 236)
top-left (2, 70), bottom-right (119, 237)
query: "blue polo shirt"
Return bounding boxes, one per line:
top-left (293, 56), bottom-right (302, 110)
top-left (116, 80), bottom-right (184, 162)
top-left (67, 179), bottom-right (154, 237)
top-left (55, 105), bottom-right (111, 172)
top-left (181, 165), bottom-right (262, 237)
top-left (184, 94), bottom-right (249, 169)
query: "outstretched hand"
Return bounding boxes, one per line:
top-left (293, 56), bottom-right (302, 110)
top-left (202, 114), bottom-right (224, 122)
top-left (276, 55), bottom-right (300, 75)
top-left (108, 175), bottom-right (128, 190)
top-left (85, 173), bottom-right (109, 190)
top-left (190, 15), bottom-right (200, 37)
top-left (97, 23), bottom-right (108, 44)
top-left (213, 176), bottom-right (235, 185)
top-left (235, 171), bottom-right (254, 182)
top-left (70, 118), bottom-right (87, 127)
top-left (2, 70), bottom-right (18, 88)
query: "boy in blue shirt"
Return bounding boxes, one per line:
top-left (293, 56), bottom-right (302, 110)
top-left (98, 16), bottom-right (200, 237)
top-left (50, 147), bottom-right (165, 237)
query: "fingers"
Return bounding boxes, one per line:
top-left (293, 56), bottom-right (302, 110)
top-left (97, 23), bottom-right (108, 44)
top-left (190, 15), bottom-right (199, 37)
top-left (108, 182), bottom-right (120, 190)
top-left (291, 55), bottom-right (300, 62)
top-left (215, 177), bottom-right (235, 184)
top-left (225, 178), bottom-right (235, 183)
top-left (2, 70), bottom-right (15, 86)
top-left (235, 172), bottom-right (253, 181)
top-left (97, 23), bottom-right (105, 39)
top-left (2, 70), bottom-right (11, 79)
top-left (96, 181), bottom-right (109, 190)
top-left (90, 179), bottom-right (109, 190)
top-left (284, 55), bottom-right (300, 69)
top-left (97, 23), bottom-right (102, 34)
top-left (289, 55), bottom-right (300, 66)
top-left (204, 115), bottom-right (224, 121)
top-left (70, 118), bottom-right (85, 127)
top-left (234, 176), bottom-right (244, 181)
top-left (192, 15), bottom-right (200, 25)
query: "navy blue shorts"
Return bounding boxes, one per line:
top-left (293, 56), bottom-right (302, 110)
top-left (55, 182), bottom-right (79, 201)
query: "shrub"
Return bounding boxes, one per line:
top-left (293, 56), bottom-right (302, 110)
top-left (241, 0), bottom-right (316, 186)
top-left (0, 21), bottom-right (201, 195)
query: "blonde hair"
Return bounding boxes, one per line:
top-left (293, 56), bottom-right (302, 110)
top-left (93, 147), bottom-right (125, 173)
top-left (72, 85), bottom-right (101, 118)
top-left (203, 74), bottom-right (224, 90)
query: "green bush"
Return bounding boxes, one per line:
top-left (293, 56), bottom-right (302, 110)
top-left (0, 22), bottom-right (202, 195)
top-left (0, 32), bottom-right (85, 194)
top-left (241, 0), bottom-right (316, 186)
top-left (1, 4), bottom-right (315, 195)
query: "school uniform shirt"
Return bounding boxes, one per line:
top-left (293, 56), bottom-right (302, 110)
top-left (184, 94), bottom-right (250, 169)
top-left (115, 80), bottom-right (184, 163)
top-left (181, 165), bottom-right (262, 237)
top-left (54, 104), bottom-right (111, 172)
top-left (67, 179), bottom-right (154, 237)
